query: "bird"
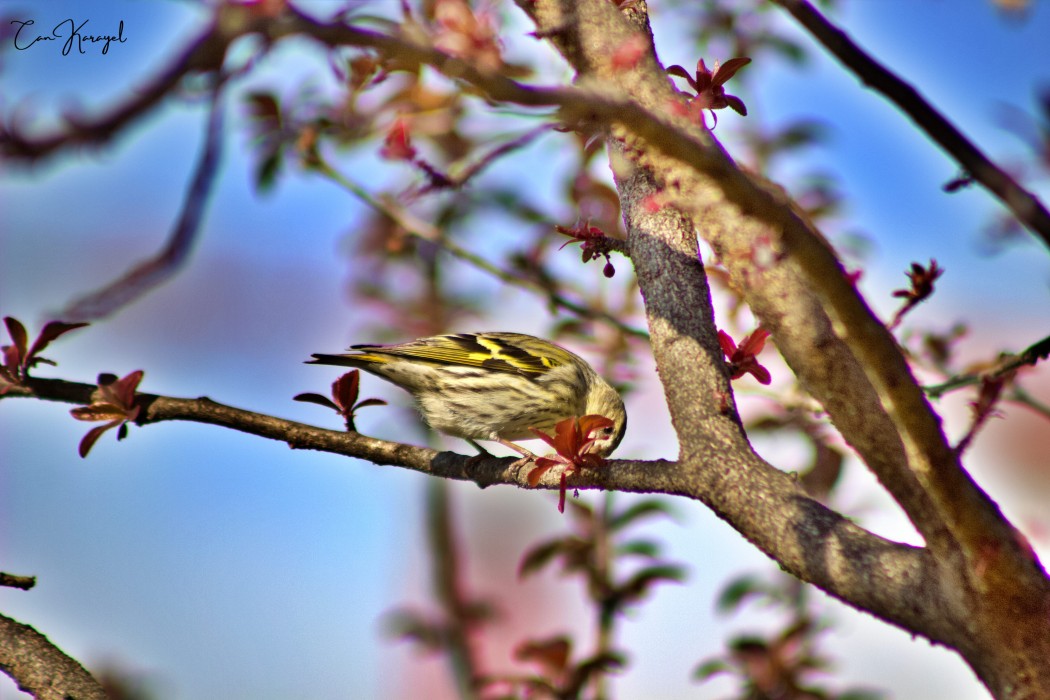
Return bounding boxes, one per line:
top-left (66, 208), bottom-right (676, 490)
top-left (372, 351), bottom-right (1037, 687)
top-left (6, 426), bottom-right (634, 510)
top-left (307, 332), bottom-right (626, 462)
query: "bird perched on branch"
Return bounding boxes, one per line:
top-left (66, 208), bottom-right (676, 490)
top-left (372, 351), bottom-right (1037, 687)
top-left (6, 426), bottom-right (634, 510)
top-left (307, 332), bottom-right (626, 461)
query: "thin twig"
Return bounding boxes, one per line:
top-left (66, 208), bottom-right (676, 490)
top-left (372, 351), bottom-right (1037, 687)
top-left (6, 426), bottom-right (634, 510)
top-left (924, 334), bottom-right (1050, 398)
top-left (0, 572), bottom-right (36, 591)
top-left (769, 0), bottom-right (1050, 250)
top-left (416, 123), bottom-right (559, 195)
top-left (312, 159), bottom-right (650, 339)
top-left (1005, 386), bottom-right (1050, 421)
top-left (57, 91), bottom-right (227, 322)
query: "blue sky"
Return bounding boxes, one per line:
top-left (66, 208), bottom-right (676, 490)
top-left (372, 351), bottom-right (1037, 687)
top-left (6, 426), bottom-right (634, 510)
top-left (2, 1), bottom-right (1049, 698)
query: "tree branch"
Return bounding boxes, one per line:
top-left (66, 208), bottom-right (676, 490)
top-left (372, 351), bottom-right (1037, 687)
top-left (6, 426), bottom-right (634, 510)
top-left (2, 372), bottom-right (943, 648)
top-left (311, 158), bottom-right (649, 339)
top-left (57, 90), bottom-right (226, 322)
top-left (769, 0), bottom-right (1050, 251)
top-left (0, 11), bottom-right (247, 162)
top-left (510, 0), bottom-right (1037, 578)
top-left (0, 573), bottom-right (35, 591)
top-left (516, 3), bottom-right (1050, 696)
top-left (0, 613), bottom-right (107, 700)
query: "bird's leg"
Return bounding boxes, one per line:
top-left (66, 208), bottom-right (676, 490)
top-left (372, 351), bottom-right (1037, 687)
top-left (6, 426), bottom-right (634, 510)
top-left (494, 438), bottom-right (540, 473)
top-left (466, 437), bottom-right (540, 474)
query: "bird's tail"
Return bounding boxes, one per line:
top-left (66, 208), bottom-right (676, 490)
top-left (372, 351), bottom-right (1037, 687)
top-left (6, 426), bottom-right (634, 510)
top-left (306, 352), bottom-right (391, 369)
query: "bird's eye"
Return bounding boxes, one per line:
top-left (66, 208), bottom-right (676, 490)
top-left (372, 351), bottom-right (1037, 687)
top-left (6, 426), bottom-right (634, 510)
top-left (600, 426), bottom-right (614, 436)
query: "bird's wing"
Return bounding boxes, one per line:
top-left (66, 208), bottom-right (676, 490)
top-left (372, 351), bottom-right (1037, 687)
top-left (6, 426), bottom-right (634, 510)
top-left (352, 333), bottom-right (570, 376)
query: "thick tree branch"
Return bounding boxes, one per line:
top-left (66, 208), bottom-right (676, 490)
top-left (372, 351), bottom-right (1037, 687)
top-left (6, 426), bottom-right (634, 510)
top-left (253, 3), bottom-right (957, 554)
top-left (769, 0), bottom-right (1050, 252)
top-left (518, 2), bottom-right (1050, 697)
top-left (512, 0), bottom-right (1037, 576)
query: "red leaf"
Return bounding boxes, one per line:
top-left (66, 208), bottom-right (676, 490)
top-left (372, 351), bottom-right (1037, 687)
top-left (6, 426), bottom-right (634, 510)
top-left (353, 398), bottom-right (388, 409)
top-left (712, 57), bottom-right (752, 85)
top-left (529, 426), bottom-right (561, 450)
top-left (2, 345), bottom-right (21, 376)
top-left (97, 370), bottom-right (143, 410)
top-left (114, 370), bottom-right (144, 407)
top-left (294, 392), bottom-right (340, 410)
top-left (333, 370), bottom-right (361, 410)
top-left (666, 64), bottom-right (697, 91)
top-left (515, 637), bottom-right (572, 673)
top-left (527, 461), bottom-right (557, 486)
top-left (3, 317), bottom-right (28, 358)
top-left (720, 328), bottom-right (773, 384)
top-left (725, 94), bottom-right (748, 116)
top-left (748, 365), bottom-right (772, 386)
top-left (577, 414), bottom-right (614, 436)
top-left (78, 421), bottom-right (120, 458)
top-left (739, 328), bottom-right (769, 356)
top-left (380, 119), bottom-right (416, 161)
top-left (717, 330), bottom-right (737, 356)
top-left (26, 321), bottom-right (89, 362)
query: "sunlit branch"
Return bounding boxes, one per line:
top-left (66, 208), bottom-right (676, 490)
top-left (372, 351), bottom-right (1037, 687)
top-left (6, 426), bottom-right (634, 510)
top-left (0, 613), bottom-right (108, 700)
top-left (0, 573), bottom-right (35, 591)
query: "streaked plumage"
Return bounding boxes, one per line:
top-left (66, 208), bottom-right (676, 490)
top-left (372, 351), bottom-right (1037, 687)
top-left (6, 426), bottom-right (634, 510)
top-left (307, 332), bottom-right (626, 458)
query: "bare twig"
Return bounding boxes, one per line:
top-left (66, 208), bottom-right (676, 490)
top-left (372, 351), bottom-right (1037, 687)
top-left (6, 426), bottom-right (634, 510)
top-left (924, 333), bottom-right (1050, 398)
top-left (311, 158), bottom-right (650, 339)
top-left (1006, 386), bottom-right (1050, 421)
top-left (416, 123), bottom-right (559, 195)
top-left (769, 0), bottom-right (1050, 251)
top-left (426, 480), bottom-right (484, 700)
top-left (0, 572), bottom-right (35, 591)
top-left (57, 91), bottom-right (226, 322)
top-left (0, 16), bottom-right (240, 162)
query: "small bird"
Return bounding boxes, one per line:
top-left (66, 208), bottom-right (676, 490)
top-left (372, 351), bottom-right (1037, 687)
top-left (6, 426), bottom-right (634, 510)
top-left (307, 332), bottom-right (626, 461)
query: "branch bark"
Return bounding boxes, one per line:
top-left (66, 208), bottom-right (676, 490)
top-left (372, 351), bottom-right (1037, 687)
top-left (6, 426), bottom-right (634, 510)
top-left (514, 2), bottom-right (1050, 698)
top-left (769, 0), bottom-right (1050, 251)
top-left (3, 375), bottom-right (944, 643)
top-left (0, 613), bottom-right (107, 700)
top-left (5, 3), bottom-right (1050, 698)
